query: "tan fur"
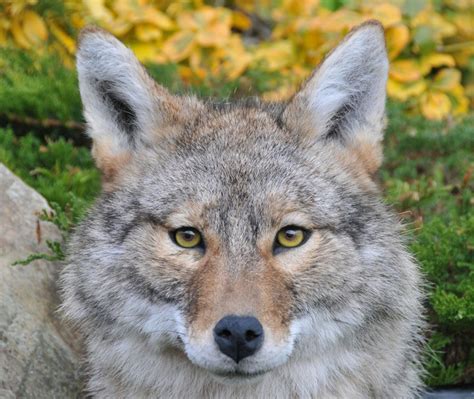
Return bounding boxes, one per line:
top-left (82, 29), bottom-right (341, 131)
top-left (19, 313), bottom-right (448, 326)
top-left (92, 140), bottom-right (131, 189)
top-left (188, 249), bottom-right (292, 341)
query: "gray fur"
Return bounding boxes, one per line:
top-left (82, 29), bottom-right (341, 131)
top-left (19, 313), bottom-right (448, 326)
top-left (61, 21), bottom-right (425, 398)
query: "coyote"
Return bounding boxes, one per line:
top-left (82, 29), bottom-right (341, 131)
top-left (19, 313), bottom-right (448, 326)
top-left (61, 21), bottom-right (425, 398)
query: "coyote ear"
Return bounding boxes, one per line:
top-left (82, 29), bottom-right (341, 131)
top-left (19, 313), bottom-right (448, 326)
top-left (77, 27), bottom-right (180, 182)
top-left (282, 21), bottom-right (388, 173)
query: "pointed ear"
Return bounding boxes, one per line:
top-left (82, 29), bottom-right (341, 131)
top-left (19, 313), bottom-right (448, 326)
top-left (77, 27), bottom-right (189, 183)
top-left (282, 21), bottom-right (389, 173)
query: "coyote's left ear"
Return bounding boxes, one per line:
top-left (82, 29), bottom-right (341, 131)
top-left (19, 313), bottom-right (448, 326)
top-left (283, 21), bottom-right (388, 174)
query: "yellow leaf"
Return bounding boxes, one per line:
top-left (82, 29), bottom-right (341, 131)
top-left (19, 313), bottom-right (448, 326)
top-left (177, 12), bottom-right (199, 31)
top-left (213, 35), bottom-right (251, 80)
top-left (387, 79), bottom-right (427, 101)
top-left (420, 91), bottom-right (451, 120)
top-left (299, 29), bottom-right (330, 64)
top-left (318, 9), bottom-right (364, 32)
top-left (178, 6), bottom-right (230, 32)
top-left (142, 9), bottom-right (175, 31)
top-left (49, 21), bottom-right (75, 54)
top-left (450, 14), bottom-right (474, 39)
top-left (135, 24), bottom-right (162, 42)
top-left (189, 49), bottom-right (203, 74)
top-left (112, 0), bottom-right (142, 22)
top-left (71, 14), bottom-right (85, 30)
top-left (197, 11), bottom-right (232, 46)
top-left (411, 9), bottom-right (456, 40)
top-left (371, 3), bottom-right (402, 28)
top-left (419, 53), bottom-right (455, 75)
top-left (452, 45), bottom-right (474, 68)
top-left (104, 19), bottom-right (133, 37)
top-left (22, 10), bottom-right (48, 45)
top-left (235, 0), bottom-right (267, 14)
top-left (252, 40), bottom-right (295, 71)
top-left (162, 31), bottom-right (196, 62)
top-left (196, 28), bottom-right (230, 47)
top-left (0, 27), bottom-right (7, 46)
top-left (11, 16), bottom-right (31, 49)
top-left (449, 84), bottom-right (469, 115)
top-left (444, 0), bottom-right (473, 10)
top-left (49, 42), bottom-right (74, 68)
top-left (262, 83), bottom-right (297, 102)
top-left (190, 57), bottom-right (208, 81)
top-left (385, 24), bottom-right (409, 60)
top-left (10, 0), bottom-right (38, 17)
top-left (178, 65), bottom-right (195, 83)
top-left (389, 60), bottom-right (422, 83)
top-left (232, 10), bottom-right (252, 31)
top-left (466, 83), bottom-right (474, 100)
top-left (131, 42), bottom-right (166, 64)
top-left (84, 0), bottom-right (113, 23)
top-left (432, 68), bottom-right (461, 92)
top-left (273, 0), bottom-right (319, 17)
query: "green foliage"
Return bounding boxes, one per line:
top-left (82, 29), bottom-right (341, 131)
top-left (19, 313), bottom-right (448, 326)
top-left (0, 128), bottom-right (100, 225)
top-left (382, 104), bottom-right (474, 386)
top-left (0, 48), bottom-right (82, 122)
top-left (12, 239), bottom-right (65, 265)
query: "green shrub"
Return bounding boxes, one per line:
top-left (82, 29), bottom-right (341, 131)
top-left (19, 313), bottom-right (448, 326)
top-left (383, 105), bottom-right (474, 386)
top-left (0, 128), bottom-right (100, 227)
top-left (0, 49), bottom-right (82, 123)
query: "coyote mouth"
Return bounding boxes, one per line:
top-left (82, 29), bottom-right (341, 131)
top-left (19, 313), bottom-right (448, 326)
top-left (212, 369), bottom-right (267, 381)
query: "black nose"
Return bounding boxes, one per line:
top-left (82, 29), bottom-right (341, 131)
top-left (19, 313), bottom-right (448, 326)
top-left (213, 315), bottom-right (264, 363)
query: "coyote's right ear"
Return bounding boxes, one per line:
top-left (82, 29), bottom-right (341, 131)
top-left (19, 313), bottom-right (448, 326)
top-left (77, 27), bottom-right (194, 183)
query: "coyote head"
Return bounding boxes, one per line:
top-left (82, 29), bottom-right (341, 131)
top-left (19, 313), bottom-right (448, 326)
top-left (64, 21), bottom-right (420, 385)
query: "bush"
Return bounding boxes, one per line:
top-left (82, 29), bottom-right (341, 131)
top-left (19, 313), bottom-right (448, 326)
top-left (382, 105), bottom-right (474, 385)
top-left (0, 128), bottom-right (100, 228)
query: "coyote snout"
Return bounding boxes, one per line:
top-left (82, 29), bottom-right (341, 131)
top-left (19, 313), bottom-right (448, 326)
top-left (213, 316), bottom-right (264, 363)
top-left (182, 248), bottom-right (297, 379)
top-left (185, 315), bottom-right (269, 382)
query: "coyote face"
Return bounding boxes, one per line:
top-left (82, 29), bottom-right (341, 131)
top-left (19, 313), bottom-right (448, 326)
top-left (61, 21), bottom-right (424, 398)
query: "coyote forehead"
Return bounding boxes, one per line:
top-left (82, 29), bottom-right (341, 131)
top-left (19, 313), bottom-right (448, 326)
top-left (60, 20), bottom-right (425, 399)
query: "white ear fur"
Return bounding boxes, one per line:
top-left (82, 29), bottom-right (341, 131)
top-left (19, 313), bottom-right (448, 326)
top-left (77, 27), bottom-right (168, 155)
top-left (284, 21), bottom-right (388, 143)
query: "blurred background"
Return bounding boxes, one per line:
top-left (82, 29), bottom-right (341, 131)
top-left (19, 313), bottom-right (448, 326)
top-left (0, 0), bottom-right (472, 390)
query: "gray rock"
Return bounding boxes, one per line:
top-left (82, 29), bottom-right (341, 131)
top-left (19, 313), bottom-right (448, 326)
top-left (424, 389), bottom-right (474, 399)
top-left (0, 164), bottom-right (83, 398)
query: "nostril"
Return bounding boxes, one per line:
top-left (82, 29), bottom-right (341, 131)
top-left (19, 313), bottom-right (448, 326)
top-left (218, 329), bottom-right (232, 339)
top-left (245, 329), bottom-right (260, 342)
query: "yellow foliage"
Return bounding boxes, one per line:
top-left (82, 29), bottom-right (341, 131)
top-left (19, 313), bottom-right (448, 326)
top-left (420, 91), bottom-right (452, 120)
top-left (385, 24), bottom-right (409, 60)
top-left (390, 60), bottom-right (423, 83)
top-left (369, 3), bottom-right (401, 28)
top-left (252, 41), bottom-right (295, 71)
top-left (0, 0), bottom-right (472, 119)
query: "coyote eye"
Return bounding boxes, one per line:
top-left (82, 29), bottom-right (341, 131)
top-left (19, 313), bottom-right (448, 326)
top-left (172, 227), bottom-right (203, 249)
top-left (275, 226), bottom-right (308, 250)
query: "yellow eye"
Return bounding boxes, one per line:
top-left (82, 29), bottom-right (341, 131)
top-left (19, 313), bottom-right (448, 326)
top-left (276, 226), bottom-right (306, 248)
top-left (174, 228), bottom-right (202, 248)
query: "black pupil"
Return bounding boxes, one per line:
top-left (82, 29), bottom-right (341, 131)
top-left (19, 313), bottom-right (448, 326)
top-left (182, 230), bottom-right (195, 241)
top-left (285, 229), bottom-right (297, 240)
